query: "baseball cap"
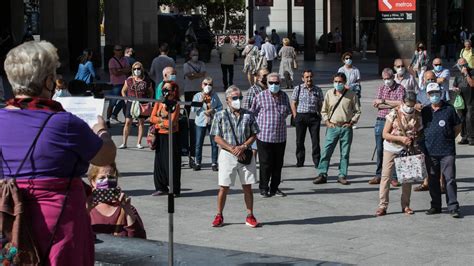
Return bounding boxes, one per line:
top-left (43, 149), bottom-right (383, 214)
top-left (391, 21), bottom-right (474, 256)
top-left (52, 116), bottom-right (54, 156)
top-left (426, 82), bottom-right (440, 93)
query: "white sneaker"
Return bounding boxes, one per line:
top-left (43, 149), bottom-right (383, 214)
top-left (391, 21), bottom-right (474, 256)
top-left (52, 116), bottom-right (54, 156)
top-left (352, 125), bottom-right (358, 129)
top-left (118, 144), bottom-right (127, 149)
top-left (136, 144), bottom-right (144, 149)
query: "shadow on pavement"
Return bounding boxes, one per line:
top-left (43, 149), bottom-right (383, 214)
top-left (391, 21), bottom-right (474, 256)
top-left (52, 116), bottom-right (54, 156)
top-left (121, 171), bottom-right (153, 177)
top-left (263, 214), bottom-right (374, 225)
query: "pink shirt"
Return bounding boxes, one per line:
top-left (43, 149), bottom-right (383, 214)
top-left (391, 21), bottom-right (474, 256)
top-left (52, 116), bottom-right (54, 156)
top-left (108, 56), bottom-right (129, 85)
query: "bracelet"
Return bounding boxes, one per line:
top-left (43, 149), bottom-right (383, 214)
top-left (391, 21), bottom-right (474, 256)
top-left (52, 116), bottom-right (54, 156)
top-left (96, 128), bottom-right (108, 137)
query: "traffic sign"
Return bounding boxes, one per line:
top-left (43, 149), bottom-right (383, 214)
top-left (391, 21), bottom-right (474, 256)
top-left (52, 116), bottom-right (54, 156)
top-left (378, 0), bottom-right (416, 12)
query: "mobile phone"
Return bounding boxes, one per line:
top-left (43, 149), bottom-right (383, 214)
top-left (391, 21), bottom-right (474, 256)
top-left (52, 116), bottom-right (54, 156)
top-left (92, 188), bottom-right (121, 205)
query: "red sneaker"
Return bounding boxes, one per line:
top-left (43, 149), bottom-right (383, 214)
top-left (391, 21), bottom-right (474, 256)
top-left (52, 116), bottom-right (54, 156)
top-left (245, 214), bottom-right (259, 228)
top-left (212, 214), bottom-right (224, 227)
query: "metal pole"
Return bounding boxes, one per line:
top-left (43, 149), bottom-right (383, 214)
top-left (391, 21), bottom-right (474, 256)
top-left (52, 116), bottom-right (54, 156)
top-left (168, 108), bottom-right (174, 266)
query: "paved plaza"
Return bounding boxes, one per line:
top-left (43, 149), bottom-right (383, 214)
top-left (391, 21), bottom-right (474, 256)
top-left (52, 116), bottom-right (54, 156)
top-left (102, 51), bottom-right (474, 265)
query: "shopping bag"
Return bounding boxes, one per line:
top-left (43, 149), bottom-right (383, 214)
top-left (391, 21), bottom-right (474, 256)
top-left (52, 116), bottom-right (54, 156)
top-left (394, 153), bottom-right (427, 183)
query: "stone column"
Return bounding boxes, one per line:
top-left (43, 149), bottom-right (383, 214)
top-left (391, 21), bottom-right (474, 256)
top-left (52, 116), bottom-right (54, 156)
top-left (40, 0), bottom-right (70, 71)
top-left (341, 0), bottom-right (354, 52)
top-left (304, 0), bottom-right (316, 61)
top-left (287, 0), bottom-right (292, 38)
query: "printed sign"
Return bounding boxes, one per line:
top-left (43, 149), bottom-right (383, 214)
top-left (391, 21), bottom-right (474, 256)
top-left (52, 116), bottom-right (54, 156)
top-left (255, 0), bottom-right (273, 6)
top-left (378, 0), bottom-right (416, 12)
top-left (379, 12), bottom-right (415, 22)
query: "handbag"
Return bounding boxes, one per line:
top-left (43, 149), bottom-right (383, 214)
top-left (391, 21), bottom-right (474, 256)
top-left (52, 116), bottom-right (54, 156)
top-left (393, 111), bottom-right (427, 184)
top-left (453, 94), bottom-right (465, 110)
top-left (0, 113), bottom-right (73, 264)
top-left (146, 125), bottom-right (158, 150)
top-left (130, 79), bottom-right (152, 119)
top-left (224, 110), bottom-right (252, 165)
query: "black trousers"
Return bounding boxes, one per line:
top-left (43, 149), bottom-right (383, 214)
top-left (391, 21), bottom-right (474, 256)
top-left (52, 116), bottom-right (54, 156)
top-left (184, 91), bottom-right (198, 157)
top-left (295, 113), bottom-right (321, 167)
top-left (221, 64), bottom-right (234, 89)
top-left (257, 140), bottom-right (286, 193)
top-left (267, 60), bottom-right (273, 72)
top-left (154, 133), bottom-right (181, 194)
top-left (459, 106), bottom-right (474, 142)
top-left (426, 155), bottom-right (459, 211)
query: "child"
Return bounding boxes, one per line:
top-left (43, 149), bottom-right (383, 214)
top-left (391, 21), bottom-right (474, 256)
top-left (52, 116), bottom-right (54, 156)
top-left (52, 77), bottom-right (71, 100)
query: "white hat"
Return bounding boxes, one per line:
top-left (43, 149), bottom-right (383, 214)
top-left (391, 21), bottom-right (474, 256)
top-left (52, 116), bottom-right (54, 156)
top-left (426, 82), bottom-right (440, 93)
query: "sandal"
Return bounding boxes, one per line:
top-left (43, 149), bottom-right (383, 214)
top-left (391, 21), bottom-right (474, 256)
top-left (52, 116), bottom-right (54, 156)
top-left (414, 184), bottom-right (429, 192)
top-left (403, 207), bottom-right (414, 215)
top-left (375, 208), bottom-right (386, 217)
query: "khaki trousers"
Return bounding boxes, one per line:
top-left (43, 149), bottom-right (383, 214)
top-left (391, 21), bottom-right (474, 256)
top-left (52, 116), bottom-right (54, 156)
top-left (379, 150), bottom-right (412, 210)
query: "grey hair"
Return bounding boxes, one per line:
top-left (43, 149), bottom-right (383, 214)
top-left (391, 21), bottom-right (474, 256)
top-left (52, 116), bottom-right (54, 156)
top-left (404, 91), bottom-right (417, 104)
top-left (266, 72), bottom-right (280, 84)
top-left (162, 66), bottom-right (175, 77)
top-left (225, 85), bottom-right (241, 99)
top-left (202, 76), bottom-right (213, 84)
top-left (381, 68), bottom-right (394, 78)
top-left (5, 41), bottom-right (60, 96)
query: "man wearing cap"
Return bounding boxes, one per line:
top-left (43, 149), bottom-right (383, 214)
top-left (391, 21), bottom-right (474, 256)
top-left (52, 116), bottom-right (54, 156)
top-left (421, 82), bottom-right (462, 218)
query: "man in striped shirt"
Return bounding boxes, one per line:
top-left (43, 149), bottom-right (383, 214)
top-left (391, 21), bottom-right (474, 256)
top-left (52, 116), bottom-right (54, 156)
top-left (251, 72), bottom-right (291, 197)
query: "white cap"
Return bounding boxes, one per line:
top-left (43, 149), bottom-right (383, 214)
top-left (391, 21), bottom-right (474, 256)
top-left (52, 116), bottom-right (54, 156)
top-left (426, 82), bottom-right (440, 93)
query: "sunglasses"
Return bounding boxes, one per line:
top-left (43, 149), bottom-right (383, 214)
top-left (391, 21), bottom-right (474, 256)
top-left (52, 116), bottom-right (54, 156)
top-left (268, 81), bottom-right (280, 85)
top-left (133, 68), bottom-right (141, 70)
top-left (344, 57), bottom-right (352, 60)
top-left (433, 64), bottom-right (442, 66)
top-left (203, 82), bottom-right (213, 86)
top-left (231, 96), bottom-right (243, 101)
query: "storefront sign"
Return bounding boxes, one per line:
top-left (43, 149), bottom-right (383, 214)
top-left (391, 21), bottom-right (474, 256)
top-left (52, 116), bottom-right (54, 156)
top-left (379, 12), bottom-right (415, 22)
top-left (378, 0), bottom-right (416, 12)
top-left (255, 0), bottom-right (273, 6)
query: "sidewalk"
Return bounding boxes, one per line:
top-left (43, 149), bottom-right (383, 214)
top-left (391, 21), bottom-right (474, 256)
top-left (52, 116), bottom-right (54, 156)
top-left (109, 51), bottom-right (474, 264)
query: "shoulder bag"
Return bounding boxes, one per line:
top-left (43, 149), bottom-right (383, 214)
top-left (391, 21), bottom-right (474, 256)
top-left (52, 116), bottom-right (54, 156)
top-left (393, 111), bottom-right (427, 184)
top-left (224, 110), bottom-right (253, 165)
top-left (327, 89), bottom-right (348, 123)
top-left (130, 79), bottom-right (152, 119)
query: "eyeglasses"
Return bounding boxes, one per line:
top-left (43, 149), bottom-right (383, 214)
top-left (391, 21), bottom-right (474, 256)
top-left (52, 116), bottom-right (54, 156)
top-left (231, 96), bottom-right (243, 101)
top-left (133, 68), bottom-right (141, 70)
top-left (426, 79), bottom-right (436, 82)
top-left (203, 82), bottom-right (213, 86)
top-left (268, 81), bottom-right (280, 85)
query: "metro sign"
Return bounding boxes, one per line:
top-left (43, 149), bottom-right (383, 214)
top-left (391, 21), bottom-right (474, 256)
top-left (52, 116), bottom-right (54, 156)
top-left (378, 0), bottom-right (416, 12)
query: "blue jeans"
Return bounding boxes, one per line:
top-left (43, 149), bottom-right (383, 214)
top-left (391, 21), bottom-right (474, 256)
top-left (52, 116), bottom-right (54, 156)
top-left (374, 119), bottom-right (385, 177)
top-left (374, 119), bottom-right (397, 179)
top-left (107, 85), bottom-right (124, 118)
top-left (195, 125), bottom-right (218, 165)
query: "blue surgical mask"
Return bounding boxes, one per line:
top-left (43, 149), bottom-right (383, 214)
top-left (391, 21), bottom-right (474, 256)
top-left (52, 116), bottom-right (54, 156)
top-left (429, 94), bottom-right (441, 104)
top-left (269, 84), bottom-right (280, 93)
top-left (434, 65), bottom-right (443, 72)
top-left (169, 74), bottom-right (177, 81)
top-left (345, 59), bottom-right (352, 65)
top-left (334, 82), bottom-right (344, 91)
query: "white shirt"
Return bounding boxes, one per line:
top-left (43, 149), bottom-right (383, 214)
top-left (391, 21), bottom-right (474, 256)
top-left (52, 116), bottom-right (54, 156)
top-left (260, 42), bottom-right (277, 61)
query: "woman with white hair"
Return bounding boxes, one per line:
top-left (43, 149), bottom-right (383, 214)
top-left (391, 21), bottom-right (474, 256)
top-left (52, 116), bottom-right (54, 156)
top-left (0, 41), bottom-right (116, 265)
top-left (278, 37), bottom-right (297, 90)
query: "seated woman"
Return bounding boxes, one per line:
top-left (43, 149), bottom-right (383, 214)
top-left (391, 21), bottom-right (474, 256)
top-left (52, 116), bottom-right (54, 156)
top-left (88, 163), bottom-right (146, 238)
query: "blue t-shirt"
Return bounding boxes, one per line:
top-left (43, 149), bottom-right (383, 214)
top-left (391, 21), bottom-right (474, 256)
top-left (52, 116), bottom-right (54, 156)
top-left (421, 102), bottom-right (461, 156)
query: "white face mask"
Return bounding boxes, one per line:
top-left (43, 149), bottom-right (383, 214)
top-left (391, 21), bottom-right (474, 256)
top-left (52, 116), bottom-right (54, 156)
top-left (402, 105), bottom-right (414, 114)
top-left (384, 79), bottom-right (394, 87)
top-left (396, 67), bottom-right (405, 75)
top-left (231, 99), bottom-right (241, 110)
top-left (203, 85), bottom-right (212, 94)
top-left (133, 69), bottom-right (142, 76)
top-left (191, 56), bottom-right (199, 62)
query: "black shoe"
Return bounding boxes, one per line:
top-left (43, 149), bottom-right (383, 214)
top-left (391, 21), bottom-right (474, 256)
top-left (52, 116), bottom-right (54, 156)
top-left (193, 164), bottom-right (201, 171)
top-left (425, 208), bottom-right (441, 215)
top-left (450, 209), bottom-right (461, 218)
top-left (274, 189), bottom-right (287, 197)
top-left (260, 190), bottom-right (270, 198)
top-left (313, 174), bottom-right (328, 184)
top-left (189, 158), bottom-right (196, 168)
top-left (458, 139), bottom-right (469, 145)
top-left (212, 164), bottom-right (219, 172)
top-left (106, 121), bottom-right (111, 128)
top-left (296, 162), bottom-right (304, 167)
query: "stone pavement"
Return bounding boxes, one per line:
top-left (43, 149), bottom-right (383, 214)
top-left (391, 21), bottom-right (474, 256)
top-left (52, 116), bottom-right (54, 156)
top-left (106, 51), bottom-right (474, 265)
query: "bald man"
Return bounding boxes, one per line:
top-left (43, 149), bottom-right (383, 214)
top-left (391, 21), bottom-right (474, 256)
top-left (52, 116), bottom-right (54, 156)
top-left (155, 66), bottom-right (177, 100)
top-left (393, 58), bottom-right (418, 93)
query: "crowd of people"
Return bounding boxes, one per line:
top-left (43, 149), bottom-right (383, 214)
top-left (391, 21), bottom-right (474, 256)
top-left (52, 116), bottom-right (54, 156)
top-left (0, 28), bottom-right (472, 263)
